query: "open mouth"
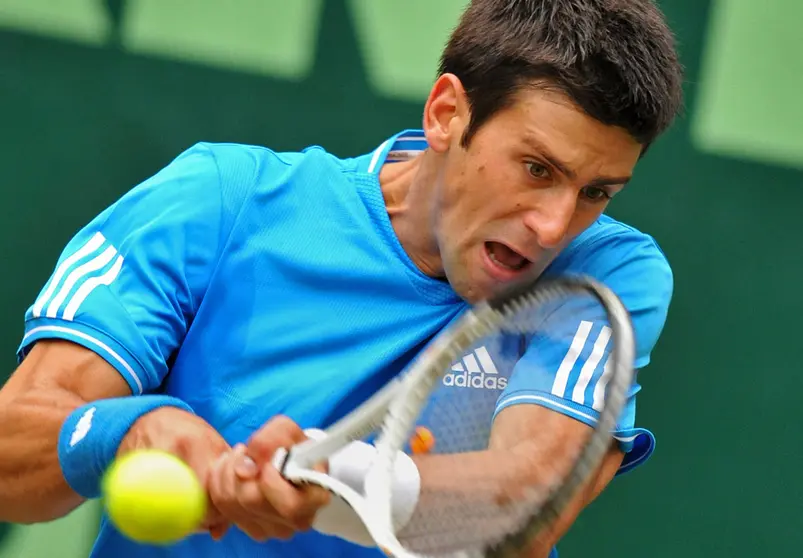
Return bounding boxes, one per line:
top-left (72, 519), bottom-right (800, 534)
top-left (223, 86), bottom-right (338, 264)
top-left (484, 241), bottom-right (532, 273)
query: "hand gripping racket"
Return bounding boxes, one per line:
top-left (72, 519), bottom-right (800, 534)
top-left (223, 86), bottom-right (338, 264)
top-left (274, 275), bottom-right (635, 557)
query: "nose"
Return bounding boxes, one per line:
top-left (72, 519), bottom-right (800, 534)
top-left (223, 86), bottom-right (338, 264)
top-left (522, 188), bottom-right (577, 249)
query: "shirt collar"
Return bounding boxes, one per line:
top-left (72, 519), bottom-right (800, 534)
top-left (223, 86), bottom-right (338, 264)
top-left (362, 129), bottom-right (428, 174)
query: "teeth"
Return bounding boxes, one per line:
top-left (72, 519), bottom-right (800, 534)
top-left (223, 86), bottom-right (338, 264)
top-left (488, 246), bottom-right (527, 271)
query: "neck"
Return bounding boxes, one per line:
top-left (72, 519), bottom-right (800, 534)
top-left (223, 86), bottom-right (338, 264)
top-left (379, 151), bottom-right (444, 278)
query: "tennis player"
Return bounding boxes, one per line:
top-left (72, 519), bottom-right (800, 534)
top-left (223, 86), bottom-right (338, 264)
top-left (0, 1), bottom-right (683, 557)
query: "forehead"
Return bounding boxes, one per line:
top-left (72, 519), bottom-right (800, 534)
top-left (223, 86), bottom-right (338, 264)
top-left (479, 88), bottom-right (642, 173)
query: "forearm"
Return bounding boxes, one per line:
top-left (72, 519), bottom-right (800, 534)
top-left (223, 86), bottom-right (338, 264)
top-left (414, 444), bottom-right (557, 498)
top-left (403, 444), bottom-right (566, 550)
top-left (405, 439), bottom-right (619, 556)
top-left (0, 390), bottom-right (85, 523)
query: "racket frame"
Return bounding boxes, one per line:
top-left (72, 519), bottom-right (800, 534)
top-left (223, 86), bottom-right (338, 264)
top-left (276, 276), bottom-right (635, 558)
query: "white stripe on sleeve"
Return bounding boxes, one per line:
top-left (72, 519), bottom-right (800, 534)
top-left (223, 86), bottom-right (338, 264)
top-left (572, 325), bottom-right (612, 405)
top-left (46, 246), bottom-right (118, 318)
top-left (551, 320), bottom-right (593, 398)
top-left (21, 325), bottom-right (143, 394)
top-left (498, 394), bottom-right (598, 423)
top-left (592, 358), bottom-right (613, 412)
top-left (33, 232), bottom-right (106, 318)
top-left (62, 255), bottom-right (124, 321)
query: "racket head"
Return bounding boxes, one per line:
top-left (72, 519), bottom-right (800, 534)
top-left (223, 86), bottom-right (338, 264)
top-left (364, 275), bottom-right (635, 557)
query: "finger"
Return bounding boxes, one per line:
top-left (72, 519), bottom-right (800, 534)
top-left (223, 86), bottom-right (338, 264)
top-left (180, 437), bottom-right (229, 487)
top-left (271, 416), bottom-right (309, 444)
top-left (202, 503), bottom-right (228, 532)
top-left (208, 521), bottom-right (230, 541)
top-left (267, 523), bottom-right (296, 541)
top-left (236, 518), bottom-right (289, 542)
top-left (298, 482), bottom-right (332, 511)
top-left (210, 449), bottom-right (294, 540)
top-left (222, 444), bottom-right (247, 498)
top-left (258, 462), bottom-right (331, 531)
top-left (247, 416), bottom-right (307, 464)
top-left (209, 448), bottom-right (253, 521)
top-left (219, 446), bottom-right (271, 520)
top-left (205, 455), bottom-right (239, 539)
top-left (237, 520), bottom-right (295, 542)
top-left (195, 446), bottom-right (231, 529)
top-left (234, 454), bottom-right (259, 480)
top-left (207, 452), bottom-right (231, 516)
top-left (230, 448), bottom-right (295, 525)
top-left (201, 513), bottom-right (230, 535)
top-left (231, 447), bottom-right (308, 533)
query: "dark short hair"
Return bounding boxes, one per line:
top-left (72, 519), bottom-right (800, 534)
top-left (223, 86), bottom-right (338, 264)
top-left (439, 0), bottom-right (684, 148)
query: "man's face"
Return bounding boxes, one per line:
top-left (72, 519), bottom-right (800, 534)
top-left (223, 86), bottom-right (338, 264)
top-left (432, 87), bottom-right (643, 303)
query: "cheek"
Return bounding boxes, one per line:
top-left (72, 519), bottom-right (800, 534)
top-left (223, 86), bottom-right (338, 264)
top-left (441, 161), bottom-right (486, 213)
top-left (440, 151), bottom-right (516, 237)
top-left (460, 157), bottom-right (515, 209)
top-left (569, 204), bottom-right (607, 237)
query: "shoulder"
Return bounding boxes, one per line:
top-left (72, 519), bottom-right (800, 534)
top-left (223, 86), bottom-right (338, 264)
top-left (552, 214), bottom-right (672, 293)
top-left (196, 141), bottom-right (356, 183)
top-left (184, 141), bottom-right (358, 217)
top-left (551, 215), bottom-right (674, 366)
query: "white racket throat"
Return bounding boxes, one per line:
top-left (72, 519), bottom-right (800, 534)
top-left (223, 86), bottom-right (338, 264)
top-left (275, 446), bottom-right (417, 558)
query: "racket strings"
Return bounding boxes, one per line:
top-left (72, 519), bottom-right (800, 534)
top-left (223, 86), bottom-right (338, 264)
top-left (397, 440), bottom-right (583, 554)
top-left (381, 281), bottom-right (630, 556)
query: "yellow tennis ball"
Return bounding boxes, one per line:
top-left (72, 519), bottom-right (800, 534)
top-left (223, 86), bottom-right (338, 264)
top-left (102, 449), bottom-right (207, 545)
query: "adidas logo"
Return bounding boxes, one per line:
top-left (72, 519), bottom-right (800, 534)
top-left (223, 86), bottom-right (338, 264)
top-left (443, 346), bottom-right (507, 390)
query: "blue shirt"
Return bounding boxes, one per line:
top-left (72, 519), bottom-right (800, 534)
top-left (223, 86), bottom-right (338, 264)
top-left (18, 130), bottom-right (673, 558)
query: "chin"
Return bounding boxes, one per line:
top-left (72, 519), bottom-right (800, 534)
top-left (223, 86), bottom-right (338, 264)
top-left (443, 251), bottom-right (500, 303)
top-left (452, 274), bottom-right (495, 304)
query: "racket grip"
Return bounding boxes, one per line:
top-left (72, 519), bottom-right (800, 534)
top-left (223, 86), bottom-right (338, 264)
top-left (270, 447), bottom-right (289, 474)
top-left (272, 429), bottom-right (324, 475)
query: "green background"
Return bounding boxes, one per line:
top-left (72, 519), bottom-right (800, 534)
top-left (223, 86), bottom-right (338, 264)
top-left (1, 1), bottom-right (800, 556)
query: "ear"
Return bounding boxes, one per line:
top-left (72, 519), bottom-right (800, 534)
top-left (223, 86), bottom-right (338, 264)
top-left (422, 73), bottom-right (470, 153)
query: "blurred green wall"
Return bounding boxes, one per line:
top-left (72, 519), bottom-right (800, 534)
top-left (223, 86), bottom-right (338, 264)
top-left (1, 1), bottom-right (800, 557)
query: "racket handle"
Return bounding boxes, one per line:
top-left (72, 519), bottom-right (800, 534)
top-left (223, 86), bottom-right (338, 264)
top-left (271, 447), bottom-right (289, 475)
top-left (271, 428), bottom-right (325, 475)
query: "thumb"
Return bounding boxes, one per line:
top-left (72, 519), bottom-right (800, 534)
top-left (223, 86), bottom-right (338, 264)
top-left (234, 454), bottom-right (259, 479)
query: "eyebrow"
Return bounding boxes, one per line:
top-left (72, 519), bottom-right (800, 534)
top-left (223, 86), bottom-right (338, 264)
top-left (526, 137), bottom-right (632, 187)
top-left (588, 175), bottom-right (632, 188)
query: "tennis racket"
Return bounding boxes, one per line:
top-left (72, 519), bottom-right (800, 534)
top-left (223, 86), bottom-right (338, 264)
top-left (274, 274), bottom-right (635, 557)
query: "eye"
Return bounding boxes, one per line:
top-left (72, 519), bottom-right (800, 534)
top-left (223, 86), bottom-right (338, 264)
top-left (581, 186), bottom-right (612, 202)
top-left (525, 161), bottom-right (551, 179)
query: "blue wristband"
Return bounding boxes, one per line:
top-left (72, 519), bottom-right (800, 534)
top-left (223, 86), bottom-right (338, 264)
top-left (58, 395), bottom-right (194, 499)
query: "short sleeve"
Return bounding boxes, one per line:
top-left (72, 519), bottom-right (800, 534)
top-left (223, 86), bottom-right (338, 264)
top-left (493, 229), bottom-right (673, 474)
top-left (17, 143), bottom-right (250, 394)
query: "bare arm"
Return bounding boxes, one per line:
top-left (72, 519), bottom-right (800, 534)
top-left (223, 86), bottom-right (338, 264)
top-left (0, 340), bottom-right (131, 523)
top-left (489, 404), bottom-right (623, 556)
top-left (411, 404), bottom-right (623, 557)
